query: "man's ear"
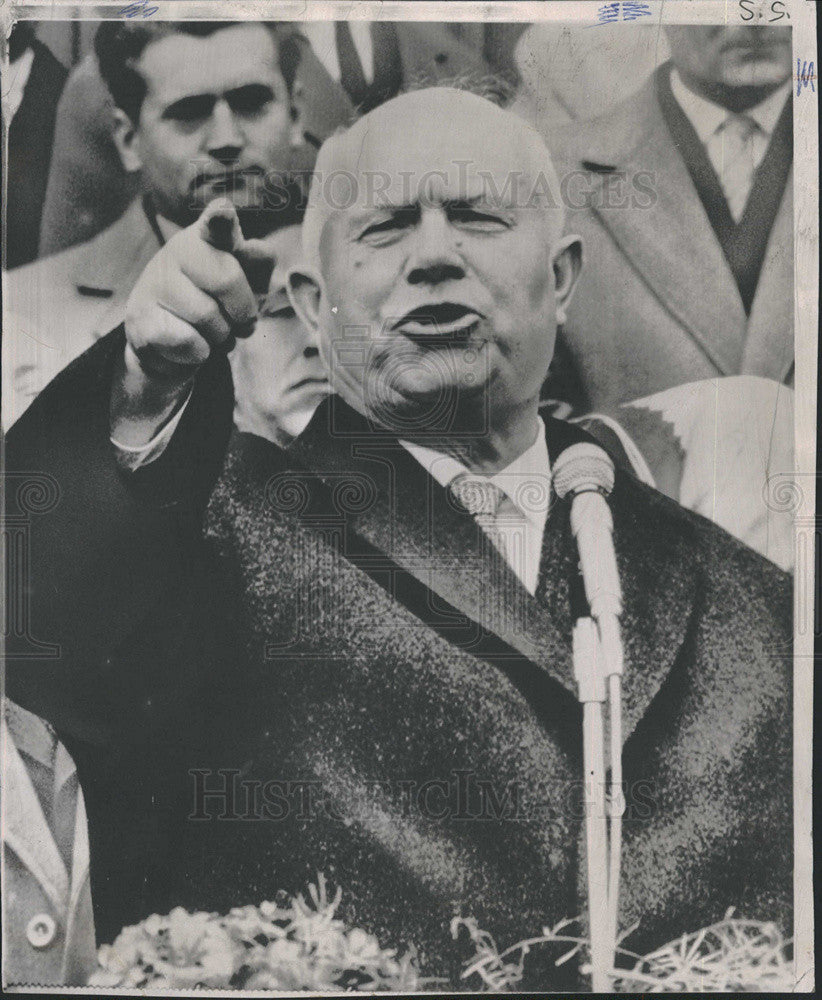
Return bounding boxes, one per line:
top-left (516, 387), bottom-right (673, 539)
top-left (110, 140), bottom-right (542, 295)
top-left (286, 266), bottom-right (324, 337)
top-left (552, 234), bottom-right (583, 326)
top-left (111, 108), bottom-right (143, 174)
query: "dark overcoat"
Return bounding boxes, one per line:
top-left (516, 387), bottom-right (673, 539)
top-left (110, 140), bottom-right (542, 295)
top-left (4, 331), bottom-right (792, 988)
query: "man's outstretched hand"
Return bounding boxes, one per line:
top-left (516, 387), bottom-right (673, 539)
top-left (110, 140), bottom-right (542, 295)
top-left (113, 200), bottom-right (277, 447)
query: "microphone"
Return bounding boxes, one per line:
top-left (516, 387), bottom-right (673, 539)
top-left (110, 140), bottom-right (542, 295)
top-left (553, 443), bottom-right (622, 625)
top-left (554, 443), bottom-right (625, 988)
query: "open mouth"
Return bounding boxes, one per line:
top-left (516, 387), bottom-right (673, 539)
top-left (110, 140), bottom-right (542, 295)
top-left (392, 303), bottom-right (483, 342)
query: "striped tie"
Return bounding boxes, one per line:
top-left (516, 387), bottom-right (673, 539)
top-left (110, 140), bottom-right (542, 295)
top-left (449, 474), bottom-right (508, 560)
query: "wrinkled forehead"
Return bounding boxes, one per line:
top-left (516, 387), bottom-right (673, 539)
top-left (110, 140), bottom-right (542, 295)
top-left (304, 90), bottom-right (561, 263)
top-left (329, 100), bottom-right (554, 206)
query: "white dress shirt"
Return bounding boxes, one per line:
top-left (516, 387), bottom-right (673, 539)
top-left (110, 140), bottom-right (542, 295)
top-left (300, 21), bottom-right (374, 85)
top-left (669, 69), bottom-right (790, 221)
top-left (400, 419), bottom-right (551, 595)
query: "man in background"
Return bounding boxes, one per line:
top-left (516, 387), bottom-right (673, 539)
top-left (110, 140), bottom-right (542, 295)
top-left (1, 22), bottom-right (67, 268)
top-left (547, 25), bottom-right (793, 412)
top-left (535, 25), bottom-right (795, 571)
top-left (38, 20), bottom-right (491, 257)
top-left (2, 20), bottom-right (312, 428)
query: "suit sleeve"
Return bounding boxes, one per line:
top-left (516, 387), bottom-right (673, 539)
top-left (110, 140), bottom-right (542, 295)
top-left (3, 327), bottom-right (233, 737)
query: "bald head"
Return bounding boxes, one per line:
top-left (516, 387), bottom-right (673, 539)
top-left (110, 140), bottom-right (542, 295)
top-left (302, 87), bottom-right (564, 271)
top-left (286, 85), bottom-right (583, 438)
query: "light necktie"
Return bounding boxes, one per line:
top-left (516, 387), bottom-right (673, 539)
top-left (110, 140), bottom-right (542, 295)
top-left (449, 474), bottom-right (508, 561)
top-left (711, 113), bottom-right (764, 223)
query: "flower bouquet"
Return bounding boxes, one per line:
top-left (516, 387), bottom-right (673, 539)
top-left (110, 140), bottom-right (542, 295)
top-left (88, 871), bottom-right (793, 993)
top-left (88, 874), bottom-right (423, 991)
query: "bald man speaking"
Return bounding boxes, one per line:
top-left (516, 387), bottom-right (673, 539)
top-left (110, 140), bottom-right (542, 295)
top-left (6, 88), bottom-right (791, 987)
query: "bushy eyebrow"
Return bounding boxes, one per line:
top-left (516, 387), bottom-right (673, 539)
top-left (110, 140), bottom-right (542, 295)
top-left (162, 83), bottom-right (276, 120)
top-left (349, 195), bottom-right (508, 229)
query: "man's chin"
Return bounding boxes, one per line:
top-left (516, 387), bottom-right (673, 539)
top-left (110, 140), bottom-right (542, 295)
top-left (359, 376), bottom-right (488, 435)
top-left (723, 66), bottom-right (791, 89)
top-left (720, 49), bottom-right (792, 89)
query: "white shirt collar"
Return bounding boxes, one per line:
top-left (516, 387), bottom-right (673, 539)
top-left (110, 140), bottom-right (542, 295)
top-left (669, 67), bottom-right (790, 142)
top-left (399, 417), bottom-right (551, 529)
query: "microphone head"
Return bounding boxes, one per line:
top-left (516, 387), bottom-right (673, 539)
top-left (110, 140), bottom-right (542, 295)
top-left (553, 442), bottom-right (615, 500)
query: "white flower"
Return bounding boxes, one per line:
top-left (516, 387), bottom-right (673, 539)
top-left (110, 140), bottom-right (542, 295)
top-left (87, 876), bottom-right (422, 992)
top-left (145, 909), bottom-right (236, 987)
top-left (346, 927), bottom-right (382, 961)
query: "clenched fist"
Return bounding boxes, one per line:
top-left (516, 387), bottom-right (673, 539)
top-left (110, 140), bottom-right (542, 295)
top-left (114, 200), bottom-right (279, 446)
top-left (124, 199), bottom-right (274, 381)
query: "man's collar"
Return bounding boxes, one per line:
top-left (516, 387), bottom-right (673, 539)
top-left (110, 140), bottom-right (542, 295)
top-left (399, 417), bottom-right (550, 527)
top-left (669, 67), bottom-right (791, 141)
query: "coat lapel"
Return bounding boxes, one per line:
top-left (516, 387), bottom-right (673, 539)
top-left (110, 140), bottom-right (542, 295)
top-left (257, 399), bottom-right (695, 742)
top-left (283, 399), bottom-right (579, 700)
top-left (742, 177), bottom-right (794, 381)
top-left (607, 477), bottom-right (698, 738)
top-left (69, 199), bottom-right (161, 338)
top-left (1, 717), bottom-right (70, 913)
top-left (579, 79), bottom-right (747, 376)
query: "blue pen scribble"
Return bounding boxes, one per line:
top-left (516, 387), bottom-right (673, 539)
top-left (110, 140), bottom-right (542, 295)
top-left (796, 59), bottom-right (815, 96)
top-left (119, 0), bottom-right (159, 18)
top-left (622, 2), bottom-right (652, 21)
top-left (592, 1), bottom-right (651, 25)
top-left (596, 2), bottom-right (621, 24)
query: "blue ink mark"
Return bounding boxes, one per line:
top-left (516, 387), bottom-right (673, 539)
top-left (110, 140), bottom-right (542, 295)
top-left (622, 2), bottom-right (652, 21)
top-left (592, 2), bottom-right (651, 26)
top-left (797, 59), bottom-right (815, 96)
top-left (595, 2), bottom-right (621, 24)
top-left (119, 0), bottom-right (159, 18)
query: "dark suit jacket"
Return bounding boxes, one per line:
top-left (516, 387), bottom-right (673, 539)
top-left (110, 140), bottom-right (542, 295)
top-left (547, 68), bottom-right (793, 413)
top-left (4, 39), bottom-right (67, 269)
top-left (5, 332), bottom-right (792, 988)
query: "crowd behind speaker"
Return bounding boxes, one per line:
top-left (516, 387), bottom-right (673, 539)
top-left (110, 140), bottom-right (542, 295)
top-left (3, 20), bottom-right (663, 267)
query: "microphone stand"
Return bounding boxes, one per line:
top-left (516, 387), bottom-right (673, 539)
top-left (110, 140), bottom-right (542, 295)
top-left (573, 617), bottom-right (610, 992)
top-left (602, 615), bottom-right (624, 965)
top-left (557, 446), bottom-right (625, 992)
